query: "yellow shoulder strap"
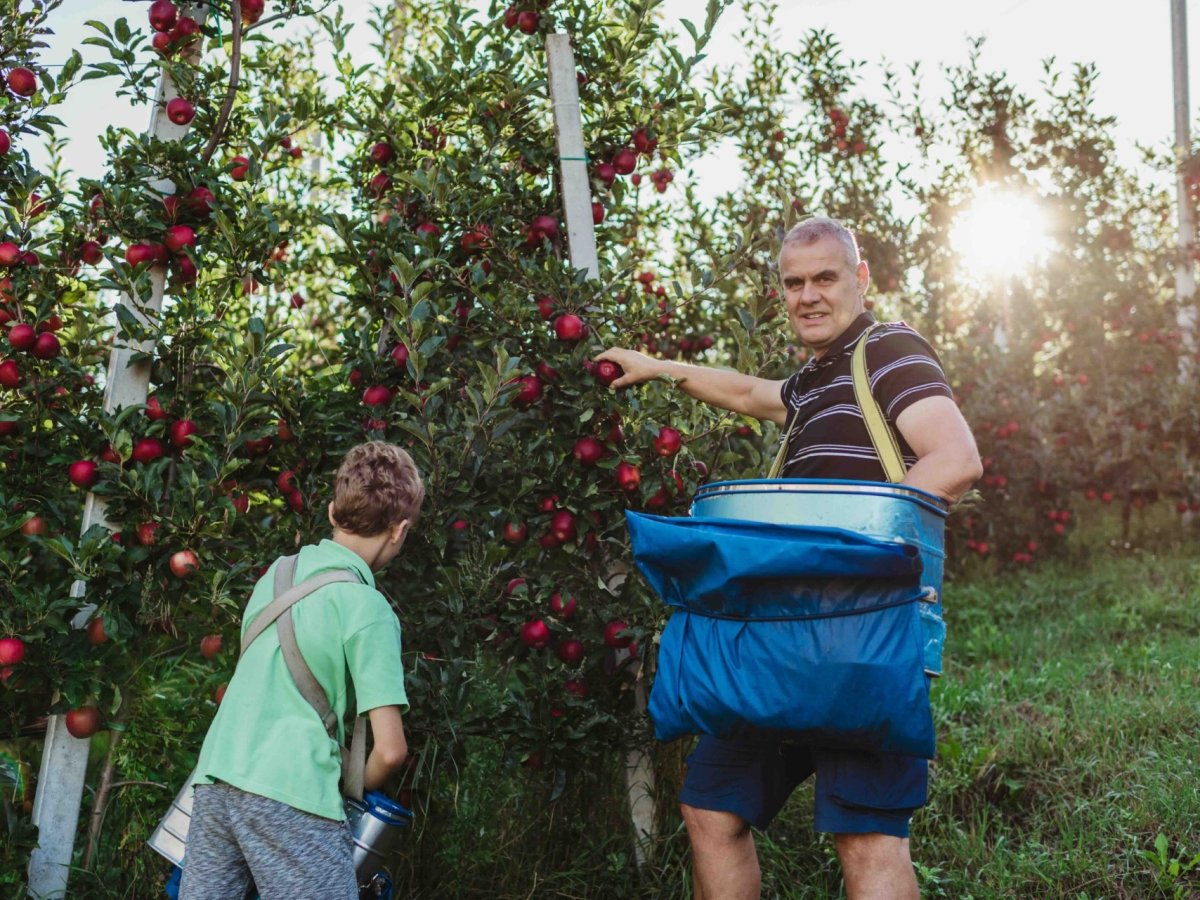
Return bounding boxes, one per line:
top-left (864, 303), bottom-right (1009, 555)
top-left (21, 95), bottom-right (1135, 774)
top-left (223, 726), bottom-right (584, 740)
top-left (852, 324), bottom-right (907, 483)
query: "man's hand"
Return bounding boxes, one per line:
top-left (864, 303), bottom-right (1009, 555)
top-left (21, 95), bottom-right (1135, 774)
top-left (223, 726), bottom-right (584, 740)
top-left (594, 347), bottom-right (664, 389)
top-left (593, 346), bottom-right (788, 423)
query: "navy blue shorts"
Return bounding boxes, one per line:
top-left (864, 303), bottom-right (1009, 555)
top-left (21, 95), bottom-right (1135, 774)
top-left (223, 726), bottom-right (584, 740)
top-left (679, 731), bottom-right (928, 837)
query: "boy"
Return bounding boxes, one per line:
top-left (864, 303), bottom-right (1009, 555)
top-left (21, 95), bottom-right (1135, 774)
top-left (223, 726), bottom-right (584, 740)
top-left (180, 441), bottom-right (423, 899)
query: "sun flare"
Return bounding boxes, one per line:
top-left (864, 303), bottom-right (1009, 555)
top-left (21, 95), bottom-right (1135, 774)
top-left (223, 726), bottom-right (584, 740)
top-left (949, 186), bottom-right (1053, 279)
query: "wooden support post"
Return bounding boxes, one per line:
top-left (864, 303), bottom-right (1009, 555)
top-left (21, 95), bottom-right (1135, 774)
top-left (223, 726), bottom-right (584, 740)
top-left (1172, 0), bottom-right (1197, 379)
top-left (546, 33), bottom-right (599, 279)
top-left (27, 15), bottom-right (201, 896)
top-left (547, 31), bottom-right (655, 865)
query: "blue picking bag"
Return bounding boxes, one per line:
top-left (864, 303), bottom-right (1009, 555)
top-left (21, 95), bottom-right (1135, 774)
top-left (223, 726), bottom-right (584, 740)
top-left (629, 479), bottom-right (949, 760)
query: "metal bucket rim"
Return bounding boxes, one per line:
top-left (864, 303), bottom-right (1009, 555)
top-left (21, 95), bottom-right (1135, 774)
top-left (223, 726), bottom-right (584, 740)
top-left (363, 790), bottom-right (414, 821)
top-left (693, 479), bottom-right (948, 518)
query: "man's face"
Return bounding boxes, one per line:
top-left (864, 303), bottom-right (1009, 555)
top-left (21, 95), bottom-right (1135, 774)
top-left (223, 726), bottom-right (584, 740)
top-left (779, 236), bottom-right (869, 358)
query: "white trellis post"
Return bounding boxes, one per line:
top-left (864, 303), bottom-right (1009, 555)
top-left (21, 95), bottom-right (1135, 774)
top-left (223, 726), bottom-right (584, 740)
top-left (545, 31), bottom-right (655, 867)
top-left (27, 28), bottom-right (200, 899)
top-left (1172, 0), bottom-right (1197, 378)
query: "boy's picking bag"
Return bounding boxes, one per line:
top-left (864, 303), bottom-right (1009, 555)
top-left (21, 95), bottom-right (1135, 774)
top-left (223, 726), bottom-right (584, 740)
top-left (148, 556), bottom-right (373, 867)
top-left (630, 324), bottom-right (949, 758)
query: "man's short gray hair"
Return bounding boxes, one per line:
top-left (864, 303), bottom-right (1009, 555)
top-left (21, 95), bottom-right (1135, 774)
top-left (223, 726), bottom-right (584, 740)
top-left (780, 216), bottom-right (861, 268)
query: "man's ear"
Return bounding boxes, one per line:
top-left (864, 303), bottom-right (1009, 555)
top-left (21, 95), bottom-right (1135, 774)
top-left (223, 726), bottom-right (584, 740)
top-left (328, 502), bottom-right (339, 530)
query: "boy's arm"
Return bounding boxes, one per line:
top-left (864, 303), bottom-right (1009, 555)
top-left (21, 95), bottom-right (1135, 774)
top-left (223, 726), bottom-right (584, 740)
top-left (364, 704), bottom-right (407, 791)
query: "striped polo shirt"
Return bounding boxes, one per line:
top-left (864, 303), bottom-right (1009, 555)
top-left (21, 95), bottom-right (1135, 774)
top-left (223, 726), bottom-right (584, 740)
top-left (777, 313), bottom-right (954, 481)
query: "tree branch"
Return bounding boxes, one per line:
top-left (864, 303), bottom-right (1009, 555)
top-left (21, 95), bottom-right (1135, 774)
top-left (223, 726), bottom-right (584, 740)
top-left (200, 0), bottom-right (243, 166)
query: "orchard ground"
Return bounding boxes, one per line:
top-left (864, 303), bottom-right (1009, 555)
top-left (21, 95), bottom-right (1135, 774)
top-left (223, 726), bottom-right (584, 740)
top-left (40, 503), bottom-right (1199, 899)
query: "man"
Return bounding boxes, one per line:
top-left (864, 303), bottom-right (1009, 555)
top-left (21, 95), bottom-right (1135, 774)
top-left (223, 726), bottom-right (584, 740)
top-left (595, 216), bottom-right (982, 900)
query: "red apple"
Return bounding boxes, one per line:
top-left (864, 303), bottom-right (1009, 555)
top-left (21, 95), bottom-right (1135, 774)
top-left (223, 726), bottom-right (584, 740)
top-left (214, 683), bottom-right (228, 704)
top-left (390, 343), bottom-right (409, 368)
top-left (169, 549), bottom-right (199, 578)
top-left (131, 437), bottom-right (165, 464)
top-left (564, 679), bottom-right (587, 698)
top-left (65, 706), bottom-right (102, 739)
top-left (594, 360), bottom-right (623, 386)
top-left (187, 185), bottom-right (215, 218)
top-left (520, 619), bottom-right (551, 649)
top-left (573, 436), bottom-right (604, 465)
top-left (0, 243), bottom-right (20, 267)
top-left (19, 515), bottom-right (45, 536)
top-left (163, 225), bottom-right (195, 253)
top-left (369, 141), bottom-right (393, 165)
top-left (595, 162), bottom-right (617, 186)
top-left (125, 243), bottom-right (162, 266)
top-left (169, 418), bottom-right (197, 448)
top-left (0, 358), bottom-right (18, 388)
top-left (149, 0), bottom-right (178, 31)
top-left (368, 172), bottom-right (392, 196)
top-left (8, 323), bottom-right (35, 351)
top-left (592, 202), bottom-right (605, 225)
top-left (511, 374), bottom-right (543, 407)
top-left (6, 67), bottom-right (37, 97)
top-left (136, 521), bottom-right (159, 546)
top-left (68, 460), bottom-right (98, 489)
top-left (604, 619), bottom-right (632, 648)
top-left (241, 0), bottom-right (265, 24)
top-left (32, 332), bottom-right (59, 360)
top-left (86, 617), bottom-right (108, 646)
top-left (79, 240), bottom-right (103, 265)
top-left (503, 521), bottom-right (527, 543)
top-left (174, 254), bottom-right (198, 284)
top-left (549, 509), bottom-right (576, 543)
top-left (165, 97), bottom-right (195, 125)
top-left (505, 577), bottom-right (527, 596)
top-left (362, 384), bottom-right (392, 406)
top-left (145, 395), bottom-right (168, 420)
top-left (632, 127), bottom-right (658, 155)
top-left (549, 592), bottom-right (577, 619)
top-left (612, 148), bottom-right (637, 175)
top-left (516, 10), bottom-right (540, 33)
top-left (615, 461), bottom-right (641, 492)
top-left (0, 636), bottom-right (25, 666)
top-left (0, 129), bottom-right (9, 155)
top-left (200, 634), bottom-right (222, 660)
top-left (654, 426), bottom-right (683, 457)
top-left (556, 638), bottom-right (584, 665)
top-left (230, 155), bottom-right (250, 181)
top-left (553, 314), bottom-right (585, 342)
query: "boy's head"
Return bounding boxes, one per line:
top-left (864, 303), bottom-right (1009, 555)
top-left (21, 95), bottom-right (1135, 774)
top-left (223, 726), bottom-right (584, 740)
top-left (329, 443), bottom-right (425, 564)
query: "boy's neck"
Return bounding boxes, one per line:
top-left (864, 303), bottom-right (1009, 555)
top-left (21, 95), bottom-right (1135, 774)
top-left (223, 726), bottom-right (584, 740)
top-left (331, 529), bottom-right (387, 572)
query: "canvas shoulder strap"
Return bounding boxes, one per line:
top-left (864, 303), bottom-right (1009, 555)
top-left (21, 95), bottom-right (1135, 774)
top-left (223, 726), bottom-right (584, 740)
top-left (242, 554), bottom-right (368, 802)
top-left (851, 324), bottom-right (908, 483)
top-left (768, 323), bottom-right (908, 482)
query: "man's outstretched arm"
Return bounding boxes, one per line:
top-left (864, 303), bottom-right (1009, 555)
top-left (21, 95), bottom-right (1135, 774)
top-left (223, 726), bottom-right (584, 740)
top-left (595, 347), bottom-right (789, 425)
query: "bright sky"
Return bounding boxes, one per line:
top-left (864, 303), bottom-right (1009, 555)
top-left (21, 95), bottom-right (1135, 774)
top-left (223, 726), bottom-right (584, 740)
top-left (31, 0), bottom-right (1195, 200)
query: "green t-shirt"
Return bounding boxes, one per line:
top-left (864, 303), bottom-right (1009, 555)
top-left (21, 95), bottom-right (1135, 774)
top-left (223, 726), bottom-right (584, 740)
top-left (193, 539), bottom-right (409, 820)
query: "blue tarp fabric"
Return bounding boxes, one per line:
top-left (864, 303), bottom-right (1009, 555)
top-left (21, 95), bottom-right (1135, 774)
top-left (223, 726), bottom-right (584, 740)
top-left (627, 512), bottom-right (937, 758)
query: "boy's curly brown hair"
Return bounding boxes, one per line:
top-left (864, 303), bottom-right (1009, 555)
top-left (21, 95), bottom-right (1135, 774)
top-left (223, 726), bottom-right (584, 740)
top-left (331, 442), bottom-right (424, 536)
